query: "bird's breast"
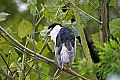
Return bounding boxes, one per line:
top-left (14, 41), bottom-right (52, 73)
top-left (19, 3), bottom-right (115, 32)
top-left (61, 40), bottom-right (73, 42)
top-left (60, 44), bottom-right (70, 63)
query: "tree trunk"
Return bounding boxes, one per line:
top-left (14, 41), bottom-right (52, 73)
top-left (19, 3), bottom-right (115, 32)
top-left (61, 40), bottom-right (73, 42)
top-left (101, 0), bottom-right (110, 43)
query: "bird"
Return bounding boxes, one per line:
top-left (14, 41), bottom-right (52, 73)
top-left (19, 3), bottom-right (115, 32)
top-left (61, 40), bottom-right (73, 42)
top-left (43, 23), bottom-right (76, 70)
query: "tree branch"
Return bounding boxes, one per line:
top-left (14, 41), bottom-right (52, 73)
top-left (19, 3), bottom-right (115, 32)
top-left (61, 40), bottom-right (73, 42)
top-left (0, 26), bottom-right (89, 80)
top-left (69, 0), bottom-right (92, 64)
top-left (68, 0), bottom-right (102, 24)
top-left (101, 0), bottom-right (110, 42)
top-left (32, 14), bottom-right (41, 79)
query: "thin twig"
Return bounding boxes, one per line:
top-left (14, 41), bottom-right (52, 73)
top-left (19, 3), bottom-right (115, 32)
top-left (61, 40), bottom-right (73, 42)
top-left (25, 62), bottom-right (35, 79)
top-left (35, 15), bottom-right (44, 26)
top-left (60, 10), bottom-right (69, 24)
top-left (0, 26), bottom-right (89, 80)
top-left (25, 62), bottom-right (52, 79)
top-left (0, 68), bottom-right (13, 80)
top-left (114, 6), bottom-right (120, 14)
top-left (38, 38), bottom-right (49, 54)
top-left (68, 0), bottom-right (102, 24)
top-left (71, 25), bottom-right (79, 35)
top-left (55, 75), bottom-right (60, 80)
top-left (67, 76), bottom-right (77, 80)
top-left (0, 34), bottom-right (51, 80)
top-left (0, 53), bottom-right (13, 76)
top-left (14, 60), bottom-right (23, 71)
top-left (40, 71), bottom-right (52, 79)
top-left (0, 27), bottom-right (55, 65)
top-left (32, 15), bottom-right (41, 80)
top-left (52, 69), bottom-right (60, 80)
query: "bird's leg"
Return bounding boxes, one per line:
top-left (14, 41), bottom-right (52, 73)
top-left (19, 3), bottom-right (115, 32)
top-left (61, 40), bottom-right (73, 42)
top-left (68, 62), bottom-right (72, 71)
top-left (68, 65), bottom-right (72, 71)
top-left (67, 65), bottom-right (72, 77)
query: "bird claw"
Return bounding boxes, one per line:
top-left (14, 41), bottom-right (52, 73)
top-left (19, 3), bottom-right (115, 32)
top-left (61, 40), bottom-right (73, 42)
top-left (68, 66), bottom-right (72, 71)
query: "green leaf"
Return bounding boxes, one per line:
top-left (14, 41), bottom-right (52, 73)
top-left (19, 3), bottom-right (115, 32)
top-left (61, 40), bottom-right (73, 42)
top-left (40, 26), bottom-right (48, 36)
top-left (0, 52), bottom-right (7, 70)
top-left (18, 20), bottom-right (32, 38)
top-left (27, 0), bottom-right (37, 7)
top-left (109, 0), bottom-right (116, 6)
top-left (0, 36), bottom-right (5, 44)
top-left (91, 32), bottom-right (100, 43)
top-left (109, 18), bottom-right (120, 39)
top-left (27, 0), bottom-right (37, 16)
top-left (48, 41), bottom-right (54, 52)
top-left (29, 5), bottom-right (36, 16)
top-left (41, 66), bottom-right (50, 80)
top-left (36, 41), bottom-right (44, 53)
top-left (29, 71), bottom-right (38, 80)
top-left (64, 10), bottom-right (73, 22)
top-left (0, 42), bottom-right (13, 53)
top-left (9, 25), bottom-right (22, 42)
top-left (43, 0), bottom-right (65, 22)
top-left (0, 12), bottom-right (9, 22)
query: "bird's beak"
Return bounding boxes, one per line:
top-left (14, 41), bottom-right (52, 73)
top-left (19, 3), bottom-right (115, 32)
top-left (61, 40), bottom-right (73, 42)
top-left (42, 28), bottom-right (52, 40)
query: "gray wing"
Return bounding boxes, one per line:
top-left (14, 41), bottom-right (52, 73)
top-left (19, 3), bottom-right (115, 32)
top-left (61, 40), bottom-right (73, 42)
top-left (56, 28), bottom-right (75, 52)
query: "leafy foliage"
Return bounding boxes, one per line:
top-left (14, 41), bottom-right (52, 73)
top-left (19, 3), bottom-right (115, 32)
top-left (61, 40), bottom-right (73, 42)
top-left (0, 0), bottom-right (120, 80)
top-left (95, 39), bottom-right (120, 79)
top-left (27, 0), bottom-right (37, 16)
top-left (18, 20), bottom-right (32, 38)
top-left (109, 18), bottom-right (120, 39)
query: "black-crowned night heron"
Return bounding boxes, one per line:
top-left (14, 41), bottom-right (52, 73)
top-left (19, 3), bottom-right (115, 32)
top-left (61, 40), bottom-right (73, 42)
top-left (43, 23), bottom-right (76, 70)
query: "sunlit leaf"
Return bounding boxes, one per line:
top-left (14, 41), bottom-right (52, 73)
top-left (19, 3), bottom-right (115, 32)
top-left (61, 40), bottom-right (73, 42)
top-left (109, 0), bottom-right (116, 6)
top-left (18, 20), bottom-right (32, 38)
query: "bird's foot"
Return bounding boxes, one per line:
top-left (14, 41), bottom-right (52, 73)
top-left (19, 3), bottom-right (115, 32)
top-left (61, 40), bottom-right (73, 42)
top-left (68, 66), bottom-right (72, 71)
top-left (67, 66), bottom-right (72, 77)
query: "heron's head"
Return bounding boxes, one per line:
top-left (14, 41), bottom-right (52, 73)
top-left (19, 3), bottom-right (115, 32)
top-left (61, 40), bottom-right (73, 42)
top-left (43, 23), bottom-right (62, 39)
